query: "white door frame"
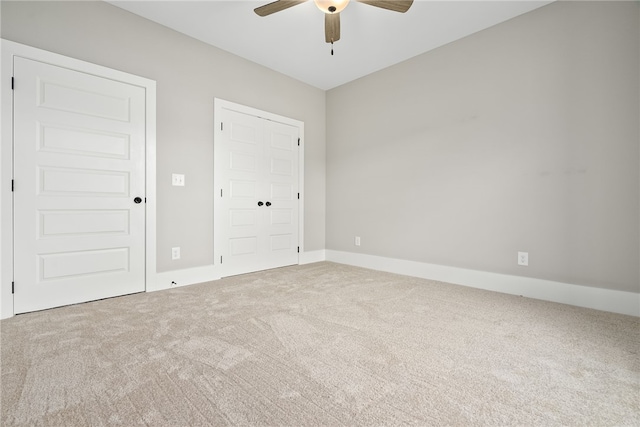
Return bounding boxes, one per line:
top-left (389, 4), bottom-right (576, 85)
top-left (0, 39), bottom-right (157, 319)
top-left (213, 98), bottom-right (305, 275)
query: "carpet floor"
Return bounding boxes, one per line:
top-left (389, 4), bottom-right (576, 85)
top-left (1, 261), bottom-right (639, 426)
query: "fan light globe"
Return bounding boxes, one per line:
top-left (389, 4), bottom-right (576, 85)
top-left (314, 0), bottom-right (349, 14)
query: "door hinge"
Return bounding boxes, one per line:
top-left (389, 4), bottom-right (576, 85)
top-left (11, 77), bottom-right (14, 90)
top-left (220, 189), bottom-right (223, 197)
top-left (11, 180), bottom-right (14, 192)
top-left (297, 192), bottom-right (299, 200)
top-left (297, 246), bottom-right (300, 253)
top-left (221, 122), bottom-right (223, 131)
top-left (298, 138), bottom-right (300, 146)
top-left (220, 256), bottom-right (223, 264)
top-left (12, 282), bottom-right (14, 294)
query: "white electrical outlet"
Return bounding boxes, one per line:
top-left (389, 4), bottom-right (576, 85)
top-left (172, 173), bottom-right (185, 186)
top-left (172, 247), bottom-right (181, 260)
top-left (518, 251), bottom-right (529, 266)
top-left (355, 236), bottom-right (361, 246)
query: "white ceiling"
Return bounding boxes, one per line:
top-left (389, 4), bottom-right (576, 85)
top-left (108, 0), bottom-right (553, 90)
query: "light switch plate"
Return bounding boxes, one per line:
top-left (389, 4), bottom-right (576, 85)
top-left (172, 173), bottom-right (185, 186)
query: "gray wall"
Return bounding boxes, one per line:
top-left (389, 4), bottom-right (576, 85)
top-left (3, 1), bottom-right (638, 295)
top-left (1, 0), bottom-right (326, 272)
top-left (326, 1), bottom-right (639, 293)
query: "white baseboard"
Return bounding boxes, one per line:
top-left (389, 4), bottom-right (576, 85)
top-left (149, 249), bottom-right (327, 294)
top-left (299, 250), bottom-right (326, 265)
top-left (326, 250), bottom-right (640, 317)
top-left (151, 250), bottom-right (326, 293)
top-left (7, 250), bottom-right (636, 318)
top-left (151, 265), bottom-right (220, 293)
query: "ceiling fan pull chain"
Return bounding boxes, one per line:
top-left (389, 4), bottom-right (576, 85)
top-left (331, 39), bottom-right (334, 56)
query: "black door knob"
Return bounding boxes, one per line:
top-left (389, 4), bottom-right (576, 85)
top-left (134, 197), bottom-right (142, 204)
top-left (265, 201), bottom-right (272, 207)
top-left (257, 201), bottom-right (264, 206)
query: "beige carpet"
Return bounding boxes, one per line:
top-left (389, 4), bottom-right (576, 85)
top-left (1, 262), bottom-right (638, 426)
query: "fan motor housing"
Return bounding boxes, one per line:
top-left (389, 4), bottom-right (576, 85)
top-left (314, 0), bottom-right (350, 14)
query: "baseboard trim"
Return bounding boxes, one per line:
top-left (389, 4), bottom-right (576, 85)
top-left (299, 250), bottom-right (326, 265)
top-left (150, 249), bottom-right (328, 293)
top-left (151, 265), bottom-right (220, 292)
top-left (326, 250), bottom-right (640, 317)
top-left (151, 250), bottom-right (327, 293)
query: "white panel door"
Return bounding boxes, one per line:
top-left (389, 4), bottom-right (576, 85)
top-left (13, 57), bottom-right (146, 313)
top-left (216, 107), bottom-right (299, 277)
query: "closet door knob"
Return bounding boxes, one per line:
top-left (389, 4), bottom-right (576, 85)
top-left (257, 201), bottom-right (264, 206)
top-left (134, 197), bottom-right (142, 204)
top-left (265, 201), bottom-right (271, 207)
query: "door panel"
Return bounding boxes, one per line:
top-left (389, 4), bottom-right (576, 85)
top-left (216, 108), bottom-right (299, 277)
top-left (13, 57), bottom-right (146, 313)
top-left (39, 166), bottom-right (130, 196)
top-left (37, 79), bottom-right (131, 121)
top-left (39, 124), bottom-right (130, 159)
top-left (39, 248), bottom-right (130, 281)
top-left (39, 210), bottom-right (129, 237)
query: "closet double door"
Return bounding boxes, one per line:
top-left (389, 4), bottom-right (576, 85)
top-left (215, 105), bottom-right (300, 277)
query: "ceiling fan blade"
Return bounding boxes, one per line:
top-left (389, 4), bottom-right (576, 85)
top-left (356, 0), bottom-right (413, 13)
top-left (254, 0), bottom-right (308, 17)
top-left (325, 13), bottom-right (341, 43)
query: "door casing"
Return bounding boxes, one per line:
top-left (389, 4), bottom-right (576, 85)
top-left (0, 39), bottom-right (157, 319)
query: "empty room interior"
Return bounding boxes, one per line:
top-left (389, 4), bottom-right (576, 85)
top-left (1, 0), bottom-right (639, 425)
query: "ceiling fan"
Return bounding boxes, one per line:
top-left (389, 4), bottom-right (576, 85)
top-left (254, 0), bottom-right (414, 54)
